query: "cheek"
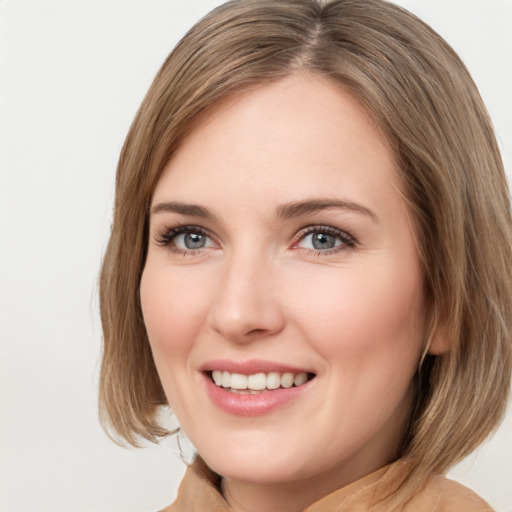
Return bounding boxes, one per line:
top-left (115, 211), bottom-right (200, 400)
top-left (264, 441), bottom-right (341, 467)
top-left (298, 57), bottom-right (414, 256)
top-left (139, 263), bottom-right (216, 421)
top-left (288, 260), bottom-right (425, 368)
top-left (139, 264), bottom-right (211, 374)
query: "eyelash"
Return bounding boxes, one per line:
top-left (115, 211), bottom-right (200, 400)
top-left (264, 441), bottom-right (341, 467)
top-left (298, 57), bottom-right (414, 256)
top-left (293, 225), bottom-right (356, 255)
top-left (154, 224), bottom-right (356, 256)
top-left (155, 225), bottom-right (212, 255)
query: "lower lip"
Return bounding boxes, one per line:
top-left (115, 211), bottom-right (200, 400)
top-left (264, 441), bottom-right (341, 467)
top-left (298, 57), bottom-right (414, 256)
top-left (203, 374), bottom-right (313, 416)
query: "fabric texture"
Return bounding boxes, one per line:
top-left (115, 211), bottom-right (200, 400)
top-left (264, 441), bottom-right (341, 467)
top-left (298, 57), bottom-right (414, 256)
top-left (161, 456), bottom-right (493, 512)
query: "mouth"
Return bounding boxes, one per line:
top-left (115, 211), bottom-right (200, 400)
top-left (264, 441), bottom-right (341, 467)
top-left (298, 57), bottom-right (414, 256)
top-left (208, 370), bottom-right (316, 394)
top-left (200, 360), bottom-right (317, 415)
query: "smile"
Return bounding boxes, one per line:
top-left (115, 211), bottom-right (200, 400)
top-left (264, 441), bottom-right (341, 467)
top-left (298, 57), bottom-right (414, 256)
top-left (210, 370), bottom-right (311, 393)
top-left (201, 362), bottom-right (317, 415)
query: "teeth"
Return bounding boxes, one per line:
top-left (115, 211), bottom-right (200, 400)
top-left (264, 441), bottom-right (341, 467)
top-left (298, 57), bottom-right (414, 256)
top-left (248, 373), bottom-right (266, 390)
top-left (230, 373), bottom-right (248, 390)
top-left (211, 370), bottom-right (310, 391)
top-left (281, 372), bottom-right (294, 389)
top-left (294, 373), bottom-right (308, 386)
top-left (212, 370), bottom-right (222, 386)
top-left (266, 372), bottom-right (281, 390)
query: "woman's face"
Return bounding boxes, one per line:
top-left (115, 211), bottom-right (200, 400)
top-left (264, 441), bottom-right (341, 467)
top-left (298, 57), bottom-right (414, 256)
top-left (141, 74), bottom-right (427, 492)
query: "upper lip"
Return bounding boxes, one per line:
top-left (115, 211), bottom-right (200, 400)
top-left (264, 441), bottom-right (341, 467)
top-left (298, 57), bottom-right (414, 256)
top-left (199, 359), bottom-right (314, 375)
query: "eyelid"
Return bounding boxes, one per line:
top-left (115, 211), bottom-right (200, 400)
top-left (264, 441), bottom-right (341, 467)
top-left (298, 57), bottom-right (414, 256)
top-left (292, 224), bottom-right (356, 253)
top-left (155, 224), bottom-right (218, 251)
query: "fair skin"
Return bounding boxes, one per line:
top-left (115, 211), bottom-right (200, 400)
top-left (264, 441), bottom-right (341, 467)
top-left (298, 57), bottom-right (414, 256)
top-left (141, 74), bottom-right (434, 512)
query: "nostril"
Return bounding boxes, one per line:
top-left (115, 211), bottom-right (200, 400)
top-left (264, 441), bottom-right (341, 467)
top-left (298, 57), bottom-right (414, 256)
top-left (246, 328), bottom-right (266, 336)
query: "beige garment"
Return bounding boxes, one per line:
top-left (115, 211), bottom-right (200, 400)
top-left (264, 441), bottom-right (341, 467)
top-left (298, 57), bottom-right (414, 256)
top-left (161, 457), bottom-right (493, 512)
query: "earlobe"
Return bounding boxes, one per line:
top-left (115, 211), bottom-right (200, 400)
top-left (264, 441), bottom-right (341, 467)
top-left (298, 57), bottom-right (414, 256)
top-left (427, 324), bottom-right (451, 355)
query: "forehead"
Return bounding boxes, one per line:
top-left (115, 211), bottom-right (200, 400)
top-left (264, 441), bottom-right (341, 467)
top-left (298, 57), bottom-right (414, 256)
top-left (153, 74), bottom-right (403, 217)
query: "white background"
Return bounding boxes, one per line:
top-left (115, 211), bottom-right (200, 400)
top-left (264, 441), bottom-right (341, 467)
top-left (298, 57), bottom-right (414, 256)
top-left (1, 1), bottom-right (511, 511)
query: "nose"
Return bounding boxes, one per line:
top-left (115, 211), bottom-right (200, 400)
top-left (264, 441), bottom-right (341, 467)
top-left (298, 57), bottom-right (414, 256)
top-left (207, 251), bottom-right (285, 343)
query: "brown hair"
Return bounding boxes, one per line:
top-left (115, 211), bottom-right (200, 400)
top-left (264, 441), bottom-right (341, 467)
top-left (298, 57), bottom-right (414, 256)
top-left (99, 0), bottom-right (512, 506)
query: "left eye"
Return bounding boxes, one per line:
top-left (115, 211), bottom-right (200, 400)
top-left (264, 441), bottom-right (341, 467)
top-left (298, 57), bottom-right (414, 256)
top-left (156, 225), bottom-right (216, 252)
top-left (296, 227), bottom-right (353, 252)
top-left (173, 231), bottom-right (213, 250)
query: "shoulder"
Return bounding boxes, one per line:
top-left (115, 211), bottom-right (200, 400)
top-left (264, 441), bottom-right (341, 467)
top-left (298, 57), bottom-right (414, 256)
top-left (403, 474), bottom-right (494, 512)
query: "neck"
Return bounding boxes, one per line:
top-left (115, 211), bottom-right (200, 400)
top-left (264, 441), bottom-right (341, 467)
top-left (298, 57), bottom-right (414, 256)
top-left (220, 459), bottom-right (386, 512)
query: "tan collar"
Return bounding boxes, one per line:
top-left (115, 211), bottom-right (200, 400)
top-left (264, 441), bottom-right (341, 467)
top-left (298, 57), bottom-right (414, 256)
top-left (162, 457), bottom-right (390, 512)
top-left (162, 456), bottom-right (493, 512)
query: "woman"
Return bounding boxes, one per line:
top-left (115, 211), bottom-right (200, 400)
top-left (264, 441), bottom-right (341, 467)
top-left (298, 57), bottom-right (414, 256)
top-left (99, 0), bottom-right (512, 510)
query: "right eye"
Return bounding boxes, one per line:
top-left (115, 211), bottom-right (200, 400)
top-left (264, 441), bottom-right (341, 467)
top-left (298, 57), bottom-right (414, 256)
top-left (156, 226), bottom-right (215, 254)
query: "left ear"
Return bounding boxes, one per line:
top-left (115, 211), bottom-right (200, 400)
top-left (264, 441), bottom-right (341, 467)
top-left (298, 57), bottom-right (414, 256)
top-left (426, 322), bottom-right (451, 355)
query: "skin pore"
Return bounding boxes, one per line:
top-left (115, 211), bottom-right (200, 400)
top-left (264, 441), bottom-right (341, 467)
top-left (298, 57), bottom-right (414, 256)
top-left (140, 74), bottom-right (437, 512)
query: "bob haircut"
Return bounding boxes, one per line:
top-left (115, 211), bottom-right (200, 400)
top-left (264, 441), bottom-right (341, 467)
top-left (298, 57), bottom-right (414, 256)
top-left (99, 0), bottom-right (512, 506)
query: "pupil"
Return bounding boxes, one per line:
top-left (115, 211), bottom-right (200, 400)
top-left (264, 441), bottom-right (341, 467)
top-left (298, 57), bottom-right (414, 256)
top-left (312, 232), bottom-right (335, 250)
top-left (184, 232), bottom-right (205, 249)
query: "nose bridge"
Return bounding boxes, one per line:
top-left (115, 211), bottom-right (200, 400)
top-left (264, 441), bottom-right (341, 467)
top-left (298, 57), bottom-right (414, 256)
top-left (208, 244), bottom-right (284, 342)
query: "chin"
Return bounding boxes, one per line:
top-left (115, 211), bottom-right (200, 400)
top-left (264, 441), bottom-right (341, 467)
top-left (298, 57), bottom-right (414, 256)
top-left (208, 456), bottom-right (311, 484)
top-left (193, 436), bottom-right (323, 485)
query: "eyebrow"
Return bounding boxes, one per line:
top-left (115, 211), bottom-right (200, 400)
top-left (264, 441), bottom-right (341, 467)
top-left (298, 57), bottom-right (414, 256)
top-left (150, 201), bottom-right (216, 219)
top-left (276, 199), bottom-right (378, 222)
top-left (150, 198), bottom-right (378, 222)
